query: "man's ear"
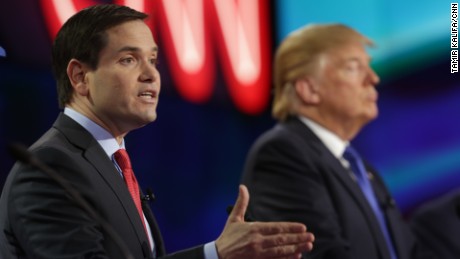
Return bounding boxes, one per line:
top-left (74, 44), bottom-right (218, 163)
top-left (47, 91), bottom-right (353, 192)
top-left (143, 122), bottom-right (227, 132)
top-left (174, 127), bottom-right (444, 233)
top-left (67, 59), bottom-right (89, 96)
top-left (294, 77), bottom-right (320, 104)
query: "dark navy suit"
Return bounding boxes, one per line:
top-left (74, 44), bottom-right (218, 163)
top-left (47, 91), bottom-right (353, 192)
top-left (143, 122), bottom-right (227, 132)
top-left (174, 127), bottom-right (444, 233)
top-left (0, 113), bottom-right (203, 259)
top-left (241, 117), bottom-right (434, 259)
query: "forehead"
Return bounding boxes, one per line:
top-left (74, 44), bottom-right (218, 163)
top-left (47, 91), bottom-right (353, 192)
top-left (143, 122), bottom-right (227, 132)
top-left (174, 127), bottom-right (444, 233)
top-left (326, 43), bottom-right (370, 64)
top-left (104, 20), bottom-right (158, 52)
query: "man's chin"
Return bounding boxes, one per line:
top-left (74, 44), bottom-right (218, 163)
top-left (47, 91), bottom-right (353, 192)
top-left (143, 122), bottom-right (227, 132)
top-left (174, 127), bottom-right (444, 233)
top-left (359, 109), bottom-right (378, 126)
top-left (145, 113), bottom-right (157, 124)
top-left (364, 110), bottom-right (378, 123)
top-left (133, 113), bottom-right (158, 129)
top-left (366, 104), bottom-right (378, 119)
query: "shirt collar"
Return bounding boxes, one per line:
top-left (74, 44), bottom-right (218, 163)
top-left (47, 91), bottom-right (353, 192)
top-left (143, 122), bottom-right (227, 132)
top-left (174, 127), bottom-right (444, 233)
top-left (64, 107), bottom-right (124, 158)
top-left (297, 115), bottom-right (348, 159)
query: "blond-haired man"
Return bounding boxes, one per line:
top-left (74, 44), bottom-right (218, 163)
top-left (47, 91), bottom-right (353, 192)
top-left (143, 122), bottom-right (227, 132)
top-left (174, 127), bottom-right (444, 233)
top-left (241, 24), bottom-right (435, 259)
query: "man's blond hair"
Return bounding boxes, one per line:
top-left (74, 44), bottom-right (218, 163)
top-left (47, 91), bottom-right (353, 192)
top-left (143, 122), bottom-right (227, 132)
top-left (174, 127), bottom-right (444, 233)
top-left (272, 24), bottom-right (373, 121)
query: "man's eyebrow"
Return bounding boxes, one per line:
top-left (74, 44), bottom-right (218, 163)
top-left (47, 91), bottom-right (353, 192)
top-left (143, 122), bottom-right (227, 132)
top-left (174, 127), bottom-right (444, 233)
top-left (117, 46), bottom-right (159, 53)
top-left (343, 56), bottom-right (372, 64)
top-left (344, 57), bottom-right (360, 63)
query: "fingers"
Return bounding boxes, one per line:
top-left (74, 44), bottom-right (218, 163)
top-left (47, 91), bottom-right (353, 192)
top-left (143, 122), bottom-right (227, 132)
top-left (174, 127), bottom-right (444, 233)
top-left (227, 185), bottom-right (249, 223)
top-left (217, 185), bottom-right (315, 259)
top-left (257, 224), bottom-right (315, 258)
top-left (270, 254), bottom-right (302, 259)
top-left (216, 220), bottom-right (315, 259)
top-left (260, 232), bottom-right (315, 249)
top-left (254, 222), bottom-right (307, 235)
top-left (254, 240), bottom-right (313, 258)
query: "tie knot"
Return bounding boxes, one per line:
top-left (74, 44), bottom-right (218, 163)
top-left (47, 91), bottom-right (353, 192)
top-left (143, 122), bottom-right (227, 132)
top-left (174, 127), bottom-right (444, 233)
top-left (343, 145), bottom-right (368, 182)
top-left (114, 149), bottom-right (132, 171)
top-left (343, 145), bottom-right (360, 162)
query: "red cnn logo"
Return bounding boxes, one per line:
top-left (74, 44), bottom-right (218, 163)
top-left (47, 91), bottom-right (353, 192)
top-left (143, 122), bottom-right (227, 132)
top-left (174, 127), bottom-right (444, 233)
top-left (40, 0), bottom-right (271, 115)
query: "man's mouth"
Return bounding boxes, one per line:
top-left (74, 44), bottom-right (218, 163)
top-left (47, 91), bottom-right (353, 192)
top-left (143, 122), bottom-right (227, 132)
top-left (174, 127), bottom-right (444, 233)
top-left (139, 90), bottom-right (157, 99)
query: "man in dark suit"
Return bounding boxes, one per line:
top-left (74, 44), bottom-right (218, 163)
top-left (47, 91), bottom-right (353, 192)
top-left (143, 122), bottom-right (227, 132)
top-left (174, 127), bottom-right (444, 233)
top-left (410, 189), bottom-right (460, 259)
top-left (241, 24), bottom-right (434, 259)
top-left (0, 4), bottom-right (314, 259)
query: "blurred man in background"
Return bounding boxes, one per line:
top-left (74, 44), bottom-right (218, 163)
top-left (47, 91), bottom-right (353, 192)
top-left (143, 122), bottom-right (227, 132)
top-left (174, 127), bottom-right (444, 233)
top-left (241, 23), bottom-right (434, 259)
top-left (410, 189), bottom-right (460, 259)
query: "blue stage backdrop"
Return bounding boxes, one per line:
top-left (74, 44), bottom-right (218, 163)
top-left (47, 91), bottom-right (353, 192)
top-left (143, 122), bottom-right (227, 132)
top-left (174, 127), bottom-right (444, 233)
top-left (0, 0), bottom-right (458, 253)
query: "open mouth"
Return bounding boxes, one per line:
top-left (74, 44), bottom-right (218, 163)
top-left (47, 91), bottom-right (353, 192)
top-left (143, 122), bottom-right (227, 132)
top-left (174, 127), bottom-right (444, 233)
top-left (139, 90), bottom-right (157, 99)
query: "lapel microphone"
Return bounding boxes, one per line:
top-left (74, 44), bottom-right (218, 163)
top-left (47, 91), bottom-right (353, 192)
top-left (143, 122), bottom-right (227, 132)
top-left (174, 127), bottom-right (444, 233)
top-left (142, 188), bottom-right (155, 202)
top-left (8, 142), bottom-right (135, 259)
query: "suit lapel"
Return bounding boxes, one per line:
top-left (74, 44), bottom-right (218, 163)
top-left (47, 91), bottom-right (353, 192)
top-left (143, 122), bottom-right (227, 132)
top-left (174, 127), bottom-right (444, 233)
top-left (142, 200), bottom-right (166, 256)
top-left (368, 168), bottom-right (405, 258)
top-left (323, 151), bottom-right (392, 259)
top-left (285, 117), bottom-right (392, 259)
top-left (52, 113), bottom-right (155, 254)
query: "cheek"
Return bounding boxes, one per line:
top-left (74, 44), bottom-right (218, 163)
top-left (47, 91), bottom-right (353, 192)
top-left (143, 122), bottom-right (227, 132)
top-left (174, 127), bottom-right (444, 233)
top-left (92, 77), bottom-right (127, 105)
top-left (103, 73), bottom-right (131, 94)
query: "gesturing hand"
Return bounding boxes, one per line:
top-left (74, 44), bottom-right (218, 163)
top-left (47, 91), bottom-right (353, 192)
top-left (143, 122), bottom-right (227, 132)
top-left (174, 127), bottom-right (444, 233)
top-left (215, 185), bottom-right (314, 259)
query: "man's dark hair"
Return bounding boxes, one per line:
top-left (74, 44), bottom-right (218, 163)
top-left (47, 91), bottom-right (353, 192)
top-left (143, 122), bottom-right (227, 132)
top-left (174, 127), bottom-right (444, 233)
top-left (52, 4), bottom-right (148, 108)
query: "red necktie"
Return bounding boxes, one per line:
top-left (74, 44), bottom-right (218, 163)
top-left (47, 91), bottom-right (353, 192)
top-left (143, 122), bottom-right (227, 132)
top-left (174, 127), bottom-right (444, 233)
top-left (114, 149), bottom-right (150, 243)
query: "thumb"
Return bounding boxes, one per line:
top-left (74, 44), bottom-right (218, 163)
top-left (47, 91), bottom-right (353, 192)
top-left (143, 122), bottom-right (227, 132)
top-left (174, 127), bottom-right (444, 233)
top-left (228, 184), bottom-right (249, 223)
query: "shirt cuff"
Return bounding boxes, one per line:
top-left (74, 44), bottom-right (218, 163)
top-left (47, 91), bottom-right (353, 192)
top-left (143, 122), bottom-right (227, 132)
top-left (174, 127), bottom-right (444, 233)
top-left (204, 241), bottom-right (219, 259)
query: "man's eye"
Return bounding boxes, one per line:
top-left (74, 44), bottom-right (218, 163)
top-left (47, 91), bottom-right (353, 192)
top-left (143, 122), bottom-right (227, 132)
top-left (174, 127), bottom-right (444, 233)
top-left (344, 62), bottom-right (363, 73)
top-left (150, 58), bottom-right (159, 66)
top-left (345, 63), bottom-right (358, 70)
top-left (120, 57), bottom-right (135, 64)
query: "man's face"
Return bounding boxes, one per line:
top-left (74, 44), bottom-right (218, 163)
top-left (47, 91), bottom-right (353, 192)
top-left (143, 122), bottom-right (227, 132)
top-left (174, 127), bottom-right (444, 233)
top-left (315, 43), bottom-right (379, 129)
top-left (85, 20), bottom-right (160, 135)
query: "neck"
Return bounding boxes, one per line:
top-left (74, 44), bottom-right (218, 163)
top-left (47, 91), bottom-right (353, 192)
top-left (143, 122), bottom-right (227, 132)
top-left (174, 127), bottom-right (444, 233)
top-left (297, 109), bottom-right (363, 141)
top-left (65, 103), bottom-right (128, 145)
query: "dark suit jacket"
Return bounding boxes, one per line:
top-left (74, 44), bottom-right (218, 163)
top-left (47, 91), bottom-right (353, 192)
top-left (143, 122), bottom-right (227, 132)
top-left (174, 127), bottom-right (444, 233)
top-left (410, 189), bottom-right (460, 259)
top-left (241, 117), bottom-right (433, 259)
top-left (0, 113), bottom-right (204, 259)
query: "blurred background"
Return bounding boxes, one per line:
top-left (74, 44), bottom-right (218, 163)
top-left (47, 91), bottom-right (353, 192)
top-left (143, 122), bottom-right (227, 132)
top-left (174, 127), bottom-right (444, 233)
top-left (0, 0), bottom-right (458, 253)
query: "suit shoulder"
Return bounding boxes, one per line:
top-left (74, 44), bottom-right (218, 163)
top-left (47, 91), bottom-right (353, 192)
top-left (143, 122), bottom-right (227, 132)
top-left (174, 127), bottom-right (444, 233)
top-left (163, 244), bottom-right (205, 259)
top-left (250, 121), bottom-right (312, 152)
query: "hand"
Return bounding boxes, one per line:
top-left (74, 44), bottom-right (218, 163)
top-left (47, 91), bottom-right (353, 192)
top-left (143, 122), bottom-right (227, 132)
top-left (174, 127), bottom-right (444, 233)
top-left (215, 185), bottom-right (315, 259)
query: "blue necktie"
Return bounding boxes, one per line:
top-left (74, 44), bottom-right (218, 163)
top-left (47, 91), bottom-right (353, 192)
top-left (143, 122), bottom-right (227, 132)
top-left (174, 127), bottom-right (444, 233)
top-left (343, 146), bottom-right (398, 259)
